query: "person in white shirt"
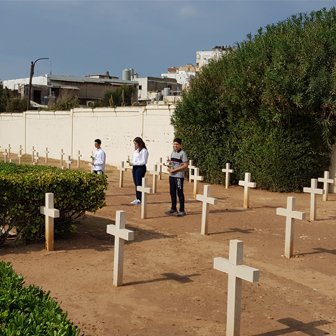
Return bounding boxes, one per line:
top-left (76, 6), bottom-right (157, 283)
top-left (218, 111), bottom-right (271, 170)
top-left (92, 139), bottom-right (106, 174)
top-left (129, 137), bottom-right (149, 204)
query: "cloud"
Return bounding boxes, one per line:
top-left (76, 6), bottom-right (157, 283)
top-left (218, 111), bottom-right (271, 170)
top-left (178, 5), bottom-right (199, 18)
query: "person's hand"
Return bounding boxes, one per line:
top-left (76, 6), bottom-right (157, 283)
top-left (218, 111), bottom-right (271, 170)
top-left (129, 163), bottom-right (133, 166)
top-left (91, 161), bottom-right (94, 165)
top-left (167, 168), bottom-right (172, 173)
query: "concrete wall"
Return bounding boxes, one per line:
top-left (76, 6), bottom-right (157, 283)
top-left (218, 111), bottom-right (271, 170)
top-left (0, 105), bottom-right (175, 171)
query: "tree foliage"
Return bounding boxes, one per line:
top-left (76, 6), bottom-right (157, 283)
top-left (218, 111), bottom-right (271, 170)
top-left (172, 7), bottom-right (336, 192)
top-left (92, 85), bottom-right (136, 107)
top-left (0, 84), bottom-right (27, 113)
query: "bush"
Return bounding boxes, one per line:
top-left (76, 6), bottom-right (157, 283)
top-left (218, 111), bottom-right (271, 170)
top-left (47, 93), bottom-right (79, 111)
top-left (172, 7), bottom-right (336, 192)
top-left (0, 85), bottom-right (27, 113)
top-left (0, 163), bottom-right (108, 245)
top-left (0, 261), bottom-right (83, 335)
top-left (92, 85), bottom-right (136, 107)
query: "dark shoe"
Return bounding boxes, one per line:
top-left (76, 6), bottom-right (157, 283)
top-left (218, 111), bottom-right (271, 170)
top-left (165, 209), bottom-right (178, 215)
top-left (177, 211), bottom-right (186, 217)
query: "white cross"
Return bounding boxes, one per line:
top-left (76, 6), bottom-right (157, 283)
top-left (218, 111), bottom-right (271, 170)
top-left (7, 144), bottom-right (11, 159)
top-left (33, 152), bottom-right (40, 165)
top-left (196, 185), bottom-right (218, 235)
top-left (3, 149), bottom-right (8, 163)
top-left (149, 164), bottom-right (161, 193)
top-left (106, 210), bottom-right (134, 287)
top-left (156, 157), bottom-right (164, 180)
top-left (189, 160), bottom-right (195, 184)
top-left (214, 240), bottom-right (260, 336)
top-left (88, 162), bottom-right (93, 173)
top-left (118, 161), bottom-right (128, 188)
top-left (191, 167), bottom-right (204, 199)
top-left (31, 146), bottom-right (36, 162)
top-left (76, 150), bottom-right (82, 169)
top-left (137, 177), bottom-right (153, 219)
top-left (66, 155), bottom-right (72, 170)
top-left (318, 171), bottom-right (333, 201)
top-left (59, 149), bottom-right (65, 166)
top-left (303, 179), bottom-right (324, 221)
top-left (238, 173), bottom-right (256, 209)
top-left (44, 147), bottom-right (49, 163)
top-left (276, 197), bottom-right (306, 258)
top-left (222, 163), bottom-right (234, 189)
top-left (18, 145), bottom-right (23, 165)
top-left (40, 193), bottom-right (60, 251)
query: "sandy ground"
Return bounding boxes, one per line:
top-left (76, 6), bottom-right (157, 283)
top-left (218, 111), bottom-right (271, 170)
top-left (1, 155), bottom-right (336, 336)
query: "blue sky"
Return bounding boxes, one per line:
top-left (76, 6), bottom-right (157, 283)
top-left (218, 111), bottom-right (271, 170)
top-left (0, 1), bottom-right (335, 81)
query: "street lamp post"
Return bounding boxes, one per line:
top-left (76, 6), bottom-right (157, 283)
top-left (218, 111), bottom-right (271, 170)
top-left (27, 58), bottom-right (49, 110)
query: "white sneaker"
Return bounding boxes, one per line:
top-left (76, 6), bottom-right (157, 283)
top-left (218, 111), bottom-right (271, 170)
top-left (131, 199), bottom-right (141, 205)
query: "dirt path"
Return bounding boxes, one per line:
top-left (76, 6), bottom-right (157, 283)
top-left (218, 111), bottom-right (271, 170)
top-left (1, 159), bottom-right (335, 336)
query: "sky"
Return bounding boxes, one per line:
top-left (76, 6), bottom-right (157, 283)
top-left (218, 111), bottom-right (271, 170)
top-left (0, 0), bottom-right (335, 81)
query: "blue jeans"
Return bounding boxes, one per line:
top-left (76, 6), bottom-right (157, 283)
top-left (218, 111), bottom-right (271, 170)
top-left (132, 165), bottom-right (147, 201)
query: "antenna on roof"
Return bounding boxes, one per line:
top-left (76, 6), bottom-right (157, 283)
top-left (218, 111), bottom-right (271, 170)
top-left (50, 61), bottom-right (52, 75)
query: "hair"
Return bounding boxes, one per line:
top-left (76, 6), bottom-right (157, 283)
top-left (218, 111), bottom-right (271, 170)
top-left (133, 137), bottom-right (147, 151)
top-left (174, 138), bottom-right (182, 145)
top-left (95, 139), bottom-right (102, 145)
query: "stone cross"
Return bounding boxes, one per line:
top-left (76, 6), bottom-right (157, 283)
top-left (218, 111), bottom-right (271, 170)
top-left (44, 147), bottom-right (49, 163)
top-left (106, 210), bottom-right (134, 287)
top-left (88, 163), bottom-right (93, 173)
top-left (76, 150), bottom-right (82, 169)
top-left (276, 197), bottom-right (306, 258)
top-left (3, 149), bottom-right (7, 163)
top-left (31, 146), bottom-right (36, 162)
top-left (196, 185), bottom-right (218, 235)
top-left (214, 240), bottom-right (260, 336)
top-left (118, 161), bottom-right (127, 188)
top-left (191, 167), bottom-right (204, 199)
top-left (318, 171), bottom-right (333, 201)
top-left (59, 149), bottom-right (65, 166)
top-left (137, 177), bottom-right (153, 219)
top-left (7, 144), bottom-right (11, 159)
top-left (66, 155), bottom-right (72, 170)
top-left (40, 193), bottom-right (60, 251)
top-left (238, 173), bottom-right (256, 209)
top-left (189, 160), bottom-right (195, 183)
top-left (33, 152), bottom-right (40, 165)
top-left (303, 179), bottom-right (324, 221)
top-left (156, 157), bottom-right (164, 180)
top-left (150, 164), bottom-right (160, 193)
top-left (18, 145), bottom-right (23, 165)
top-left (222, 163), bottom-right (234, 189)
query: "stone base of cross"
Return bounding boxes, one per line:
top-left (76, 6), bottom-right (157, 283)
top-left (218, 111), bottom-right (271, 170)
top-left (196, 185), bottom-right (217, 235)
top-left (214, 240), bottom-right (260, 336)
top-left (137, 177), bottom-right (153, 219)
top-left (40, 193), bottom-right (60, 251)
top-left (276, 197), bottom-right (306, 258)
top-left (107, 210), bottom-right (134, 287)
top-left (318, 171), bottom-right (333, 201)
top-left (303, 179), bottom-right (324, 221)
top-left (222, 162), bottom-right (234, 189)
top-left (238, 173), bottom-right (256, 209)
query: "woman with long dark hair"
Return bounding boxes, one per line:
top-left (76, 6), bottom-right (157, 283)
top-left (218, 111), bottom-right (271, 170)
top-left (129, 137), bottom-right (149, 204)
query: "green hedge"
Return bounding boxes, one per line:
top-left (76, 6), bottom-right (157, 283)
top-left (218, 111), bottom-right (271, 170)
top-left (172, 7), bottom-right (336, 192)
top-left (0, 163), bottom-right (108, 245)
top-left (0, 261), bottom-right (83, 335)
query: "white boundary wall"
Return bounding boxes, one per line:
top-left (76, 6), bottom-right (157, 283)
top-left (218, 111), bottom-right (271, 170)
top-left (0, 105), bottom-right (175, 171)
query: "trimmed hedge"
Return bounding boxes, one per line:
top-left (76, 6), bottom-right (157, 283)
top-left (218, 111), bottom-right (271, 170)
top-left (0, 261), bottom-right (83, 335)
top-left (0, 163), bottom-right (108, 245)
top-left (172, 7), bottom-right (336, 192)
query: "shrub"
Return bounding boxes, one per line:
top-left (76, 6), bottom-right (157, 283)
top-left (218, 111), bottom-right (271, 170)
top-left (172, 7), bottom-right (336, 192)
top-left (92, 85), bottom-right (137, 107)
top-left (47, 93), bottom-right (79, 111)
top-left (0, 163), bottom-right (108, 245)
top-left (0, 261), bottom-right (83, 335)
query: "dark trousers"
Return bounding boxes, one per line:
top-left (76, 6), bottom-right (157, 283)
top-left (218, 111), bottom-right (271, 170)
top-left (169, 176), bottom-right (185, 212)
top-left (132, 165), bottom-right (146, 201)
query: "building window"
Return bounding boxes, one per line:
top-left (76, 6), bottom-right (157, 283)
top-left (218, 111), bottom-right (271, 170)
top-left (139, 85), bottom-right (142, 90)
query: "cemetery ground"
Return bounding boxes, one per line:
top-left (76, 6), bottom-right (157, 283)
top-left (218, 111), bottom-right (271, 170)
top-left (1, 156), bottom-right (336, 336)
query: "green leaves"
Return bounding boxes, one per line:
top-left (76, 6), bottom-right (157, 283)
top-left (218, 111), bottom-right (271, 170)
top-left (0, 164), bottom-right (108, 245)
top-left (0, 262), bottom-right (82, 336)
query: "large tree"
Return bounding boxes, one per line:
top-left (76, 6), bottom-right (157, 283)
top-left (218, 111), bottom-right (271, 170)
top-left (172, 7), bottom-right (336, 192)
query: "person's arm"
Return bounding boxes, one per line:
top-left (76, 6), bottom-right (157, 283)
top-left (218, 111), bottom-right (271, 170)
top-left (168, 161), bottom-right (188, 173)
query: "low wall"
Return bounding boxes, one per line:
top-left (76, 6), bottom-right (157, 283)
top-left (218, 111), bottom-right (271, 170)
top-left (0, 105), bottom-right (176, 172)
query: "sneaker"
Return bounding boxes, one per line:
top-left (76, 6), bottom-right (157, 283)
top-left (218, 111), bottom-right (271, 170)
top-left (177, 211), bottom-right (186, 217)
top-left (165, 209), bottom-right (178, 215)
top-left (131, 199), bottom-right (141, 205)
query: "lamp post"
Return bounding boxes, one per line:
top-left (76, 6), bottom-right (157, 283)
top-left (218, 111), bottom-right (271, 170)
top-left (27, 58), bottom-right (49, 110)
